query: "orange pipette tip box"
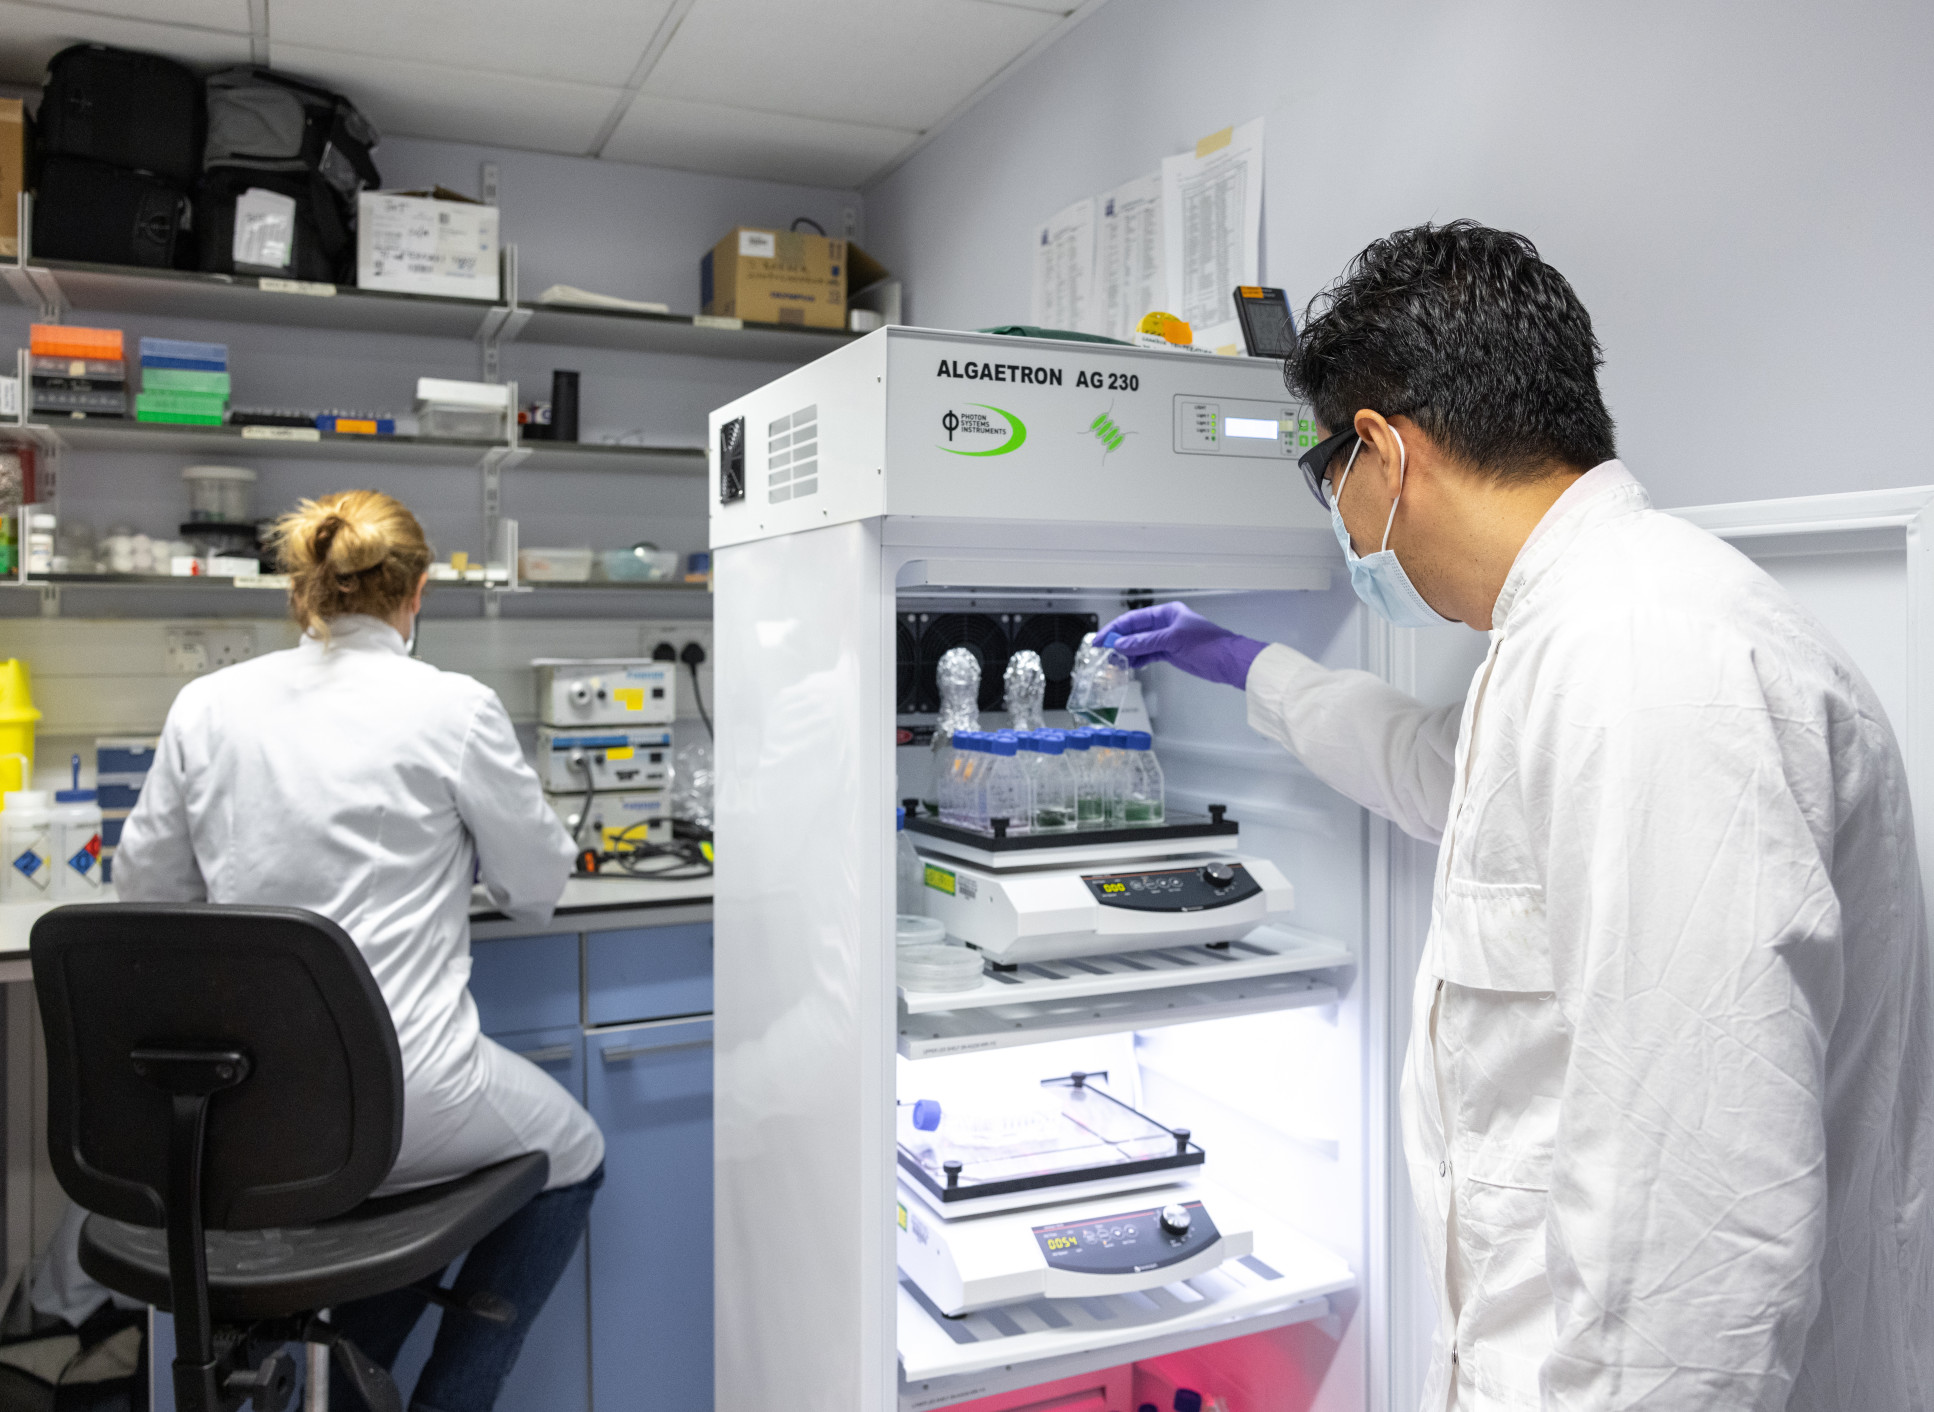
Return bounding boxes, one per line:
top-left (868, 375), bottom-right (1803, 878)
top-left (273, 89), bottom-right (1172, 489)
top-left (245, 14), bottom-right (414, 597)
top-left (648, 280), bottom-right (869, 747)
top-left (29, 323), bottom-right (124, 360)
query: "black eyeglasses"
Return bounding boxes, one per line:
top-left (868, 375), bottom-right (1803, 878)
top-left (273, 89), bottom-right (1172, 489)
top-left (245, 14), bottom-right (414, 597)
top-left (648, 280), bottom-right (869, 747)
top-left (1297, 428), bottom-right (1360, 510)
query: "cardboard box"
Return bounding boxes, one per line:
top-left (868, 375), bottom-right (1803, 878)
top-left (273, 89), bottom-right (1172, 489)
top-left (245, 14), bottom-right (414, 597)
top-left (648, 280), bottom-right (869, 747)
top-left (357, 191), bottom-right (500, 301)
top-left (0, 100), bottom-right (21, 259)
top-left (702, 227), bottom-right (872, 330)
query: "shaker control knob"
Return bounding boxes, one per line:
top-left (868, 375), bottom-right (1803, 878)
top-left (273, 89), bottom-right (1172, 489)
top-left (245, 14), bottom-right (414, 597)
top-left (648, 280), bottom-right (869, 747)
top-left (1160, 1203), bottom-right (1192, 1235)
top-left (1202, 863), bottom-right (1236, 888)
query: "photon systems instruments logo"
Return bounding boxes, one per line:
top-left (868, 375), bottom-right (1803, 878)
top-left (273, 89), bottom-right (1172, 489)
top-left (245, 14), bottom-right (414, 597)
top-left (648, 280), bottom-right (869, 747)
top-left (937, 404), bottom-right (1027, 456)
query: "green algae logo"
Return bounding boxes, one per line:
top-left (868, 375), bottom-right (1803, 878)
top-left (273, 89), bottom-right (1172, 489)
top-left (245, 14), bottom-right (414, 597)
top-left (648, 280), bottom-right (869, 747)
top-left (938, 404), bottom-right (1027, 457)
top-left (1089, 411), bottom-right (1127, 453)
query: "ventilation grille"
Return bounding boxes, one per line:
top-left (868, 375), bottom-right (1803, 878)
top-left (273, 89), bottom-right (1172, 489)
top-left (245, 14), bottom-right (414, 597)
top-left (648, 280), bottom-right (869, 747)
top-left (768, 403), bottom-right (818, 503)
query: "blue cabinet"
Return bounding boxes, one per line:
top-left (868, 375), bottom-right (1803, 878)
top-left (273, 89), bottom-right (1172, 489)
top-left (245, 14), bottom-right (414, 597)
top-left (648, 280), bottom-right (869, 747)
top-left (469, 931), bottom-right (581, 1034)
top-left (585, 924), bottom-right (713, 1026)
top-left (585, 1017), bottom-right (715, 1411)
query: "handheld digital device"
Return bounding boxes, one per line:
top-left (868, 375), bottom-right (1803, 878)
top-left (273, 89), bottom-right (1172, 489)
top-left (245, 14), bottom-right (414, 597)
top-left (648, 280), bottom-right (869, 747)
top-left (1232, 286), bottom-right (1298, 359)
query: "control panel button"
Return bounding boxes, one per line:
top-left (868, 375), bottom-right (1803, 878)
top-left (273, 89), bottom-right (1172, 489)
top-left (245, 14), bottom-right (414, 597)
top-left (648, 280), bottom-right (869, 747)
top-left (1202, 862), bottom-right (1236, 888)
top-left (1160, 1203), bottom-right (1192, 1235)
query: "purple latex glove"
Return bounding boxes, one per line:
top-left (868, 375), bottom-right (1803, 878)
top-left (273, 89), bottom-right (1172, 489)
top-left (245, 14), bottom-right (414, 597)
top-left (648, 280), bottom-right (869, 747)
top-left (1097, 602), bottom-right (1268, 688)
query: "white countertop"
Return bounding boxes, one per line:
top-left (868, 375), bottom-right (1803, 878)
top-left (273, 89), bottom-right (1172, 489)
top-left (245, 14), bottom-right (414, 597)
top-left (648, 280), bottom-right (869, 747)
top-left (0, 875), bottom-right (713, 958)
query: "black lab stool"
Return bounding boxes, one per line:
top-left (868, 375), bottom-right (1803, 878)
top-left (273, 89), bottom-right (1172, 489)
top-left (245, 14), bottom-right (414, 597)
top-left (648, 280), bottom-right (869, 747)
top-left (31, 904), bottom-right (548, 1412)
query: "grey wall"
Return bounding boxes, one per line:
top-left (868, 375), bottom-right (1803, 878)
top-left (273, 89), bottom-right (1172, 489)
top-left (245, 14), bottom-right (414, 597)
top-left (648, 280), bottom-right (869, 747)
top-left (863, 0), bottom-right (1934, 509)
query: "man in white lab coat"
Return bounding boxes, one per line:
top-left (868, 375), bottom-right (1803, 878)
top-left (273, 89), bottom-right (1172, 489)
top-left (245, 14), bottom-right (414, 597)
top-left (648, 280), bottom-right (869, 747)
top-left (1102, 221), bottom-right (1934, 1411)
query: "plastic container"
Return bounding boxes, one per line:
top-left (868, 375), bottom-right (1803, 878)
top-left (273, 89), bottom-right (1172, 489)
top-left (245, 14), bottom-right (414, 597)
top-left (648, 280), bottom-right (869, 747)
top-left (182, 465), bottom-right (256, 523)
top-left (1121, 730), bottom-right (1166, 826)
top-left (0, 790), bottom-right (53, 902)
top-left (896, 807), bottom-right (928, 915)
top-left (1069, 632), bottom-right (1137, 725)
top-left (939, 732), bottom-right (978, 827)
top-left (928, 645), bottom-right (983, 816)
top-left (1018, 730), bottom-right (1077, 833)
top-left (896, 914), bottom-right (945, 948)
top-left (1091, 728), bottom-right (1128, 826)
top-left (518, 547), bottom-right (594, 582)
top-left (1063, 728), bottom-right (1107, 828)
top-left (51, 755), bottom-right (103, 901)
top-left (980, 732), bottom-right (1031, 836)
top-left (599, 547), bottom-right (679, 582)
top-left (896, 941), bottom-right (984, 993)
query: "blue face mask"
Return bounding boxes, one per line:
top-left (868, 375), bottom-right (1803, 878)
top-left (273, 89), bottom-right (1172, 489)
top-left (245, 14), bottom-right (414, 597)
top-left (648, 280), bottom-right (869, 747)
top-left (1328, 427), bottom-right (1455, 629)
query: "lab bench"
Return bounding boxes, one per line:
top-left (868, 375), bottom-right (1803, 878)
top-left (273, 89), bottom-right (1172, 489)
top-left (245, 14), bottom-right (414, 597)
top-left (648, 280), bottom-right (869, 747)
top-left (0, 876), bottom-right (714, 1412)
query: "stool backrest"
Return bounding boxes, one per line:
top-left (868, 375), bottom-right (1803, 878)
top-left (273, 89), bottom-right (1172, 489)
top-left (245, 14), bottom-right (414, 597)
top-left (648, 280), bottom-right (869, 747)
top-left (33, 903), bottom-right (403, 1230)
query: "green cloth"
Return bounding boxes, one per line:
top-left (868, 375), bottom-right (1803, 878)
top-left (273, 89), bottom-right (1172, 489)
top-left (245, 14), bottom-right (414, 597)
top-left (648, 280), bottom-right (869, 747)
top-left (141, 367), bottom-right (231, 394)
top-left (978, 325), bottom-right (1129, 345)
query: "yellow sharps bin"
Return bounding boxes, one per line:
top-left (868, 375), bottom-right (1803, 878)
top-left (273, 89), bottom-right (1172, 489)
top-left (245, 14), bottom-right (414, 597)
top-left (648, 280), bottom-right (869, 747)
top-left (0, 659), bottom-right (41, 798)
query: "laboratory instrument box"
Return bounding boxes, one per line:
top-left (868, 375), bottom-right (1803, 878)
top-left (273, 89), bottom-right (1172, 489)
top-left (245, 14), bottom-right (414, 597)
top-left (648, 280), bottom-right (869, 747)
top-left (545, 788), bottom-right (669, 852)
top-left (534, 659), bottom-right (675, 728)
top-left (535, 727), bottom-right (673, 793)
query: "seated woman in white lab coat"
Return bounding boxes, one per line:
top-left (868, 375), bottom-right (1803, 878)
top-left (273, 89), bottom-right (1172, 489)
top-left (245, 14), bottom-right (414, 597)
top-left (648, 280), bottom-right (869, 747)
top-left (116, 489), bottom-right (600, 1412)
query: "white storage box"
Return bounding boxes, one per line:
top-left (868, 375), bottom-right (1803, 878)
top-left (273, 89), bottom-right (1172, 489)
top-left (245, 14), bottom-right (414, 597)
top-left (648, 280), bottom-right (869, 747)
top-left (518, 547), bottom-right (593, 582)
top-left (415, 378), bottom-right (510, 440)
top-left (357, 192), bottom-right (500, 300)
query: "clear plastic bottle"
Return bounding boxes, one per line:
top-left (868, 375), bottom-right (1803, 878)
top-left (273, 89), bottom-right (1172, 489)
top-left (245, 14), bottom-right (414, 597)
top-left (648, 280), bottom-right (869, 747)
top-left (939, 732), bottom-right (979, 826)
top-left (1062, 729), bottom-right (1107, 828)
top-left (926, 646), bottom-right (982, 817)
top-left (980, 732), bottom-right (1030, 835)
top-left (1018, 730), bottom-right (1077, 832)
top-left (1121, 730), bottom-right (1166, 826)
top-left (1089, 729), bottom-right (1126, 826)
top-left (896, 805), bottom-right (925, 913)
top-left (1067, 632), bottom-right (1137, 727)
top-left (1003, 651), bottom-right (1046, 733)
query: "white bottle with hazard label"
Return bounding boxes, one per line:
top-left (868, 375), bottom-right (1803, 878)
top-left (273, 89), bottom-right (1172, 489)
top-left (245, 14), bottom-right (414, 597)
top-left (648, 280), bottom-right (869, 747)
top-left (1, 790), bottom-right (54, 903)
top-left (51, 755), bottom-right (103, 901)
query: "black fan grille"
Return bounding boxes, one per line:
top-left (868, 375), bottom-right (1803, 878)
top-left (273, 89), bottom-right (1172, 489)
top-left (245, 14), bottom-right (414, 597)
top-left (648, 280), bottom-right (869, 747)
top-left (901, 613), bottom-right (1010, 713)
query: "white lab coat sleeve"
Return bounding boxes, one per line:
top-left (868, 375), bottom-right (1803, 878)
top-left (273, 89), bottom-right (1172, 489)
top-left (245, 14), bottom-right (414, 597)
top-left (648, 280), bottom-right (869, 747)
top-left (112, 705), bottom-right (207, 902)
top-left (1534, 621), bottom-right (1840, 1409)
top-left (456, 692), bottom-right (574, 923)
top-left (1243, 641), bottom-right (1459, 843)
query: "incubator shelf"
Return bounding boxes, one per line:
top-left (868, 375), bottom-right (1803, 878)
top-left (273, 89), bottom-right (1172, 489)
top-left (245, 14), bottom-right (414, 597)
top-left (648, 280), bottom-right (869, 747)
top-left (896, 928), bottom-right (1350, 1059)
top-left (895, 1220), bottom-right (1354, 1408)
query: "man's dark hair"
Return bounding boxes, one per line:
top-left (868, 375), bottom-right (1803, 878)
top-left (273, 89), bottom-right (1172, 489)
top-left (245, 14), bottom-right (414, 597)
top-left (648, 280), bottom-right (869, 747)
top-left (1287, 220), bottom-right (1616, 478)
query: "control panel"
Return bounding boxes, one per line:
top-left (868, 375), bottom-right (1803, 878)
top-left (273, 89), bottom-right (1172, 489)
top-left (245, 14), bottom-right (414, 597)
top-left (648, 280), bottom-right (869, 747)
top-left (1172, 394), bottom-right (1314, 460)
top-left (1083, 862), bottom-right (1261, 912)
top-left (1033, 1199), bottom-right (1220, 1276)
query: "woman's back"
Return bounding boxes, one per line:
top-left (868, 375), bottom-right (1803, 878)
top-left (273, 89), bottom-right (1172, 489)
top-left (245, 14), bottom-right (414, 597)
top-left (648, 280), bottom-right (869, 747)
top-left (117, 613), bottom-right (572, 1068)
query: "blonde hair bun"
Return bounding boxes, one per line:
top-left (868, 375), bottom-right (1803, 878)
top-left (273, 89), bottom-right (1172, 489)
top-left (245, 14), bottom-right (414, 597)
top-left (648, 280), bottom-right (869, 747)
top-left (270, 490), bottom-right (434, 638)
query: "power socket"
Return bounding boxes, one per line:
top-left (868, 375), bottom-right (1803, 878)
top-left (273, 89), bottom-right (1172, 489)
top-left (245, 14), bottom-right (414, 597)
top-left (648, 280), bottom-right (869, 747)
top-left (165, 626), bottom-right (257, 676)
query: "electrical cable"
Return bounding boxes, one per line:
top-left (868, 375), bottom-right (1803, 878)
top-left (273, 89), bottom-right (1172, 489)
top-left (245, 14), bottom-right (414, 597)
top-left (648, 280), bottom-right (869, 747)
top-left (601, 819), bottom-right (714, 879)
top-left (569, 753), bottom-right (595, 848)
top-left (686, 659), bottom-right (712, 739)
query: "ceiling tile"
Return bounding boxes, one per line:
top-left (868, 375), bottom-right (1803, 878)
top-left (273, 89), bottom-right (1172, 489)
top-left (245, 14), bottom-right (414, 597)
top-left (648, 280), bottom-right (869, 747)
top-left (269, 44), bottom-right (624, 154)
top-left (270, 0), bottom-right (679, 90)
top-left (602, 93), bottom-right (915, 188)
top-left (0, 2), bottom-right (251, 87)
top-left (641, 0), bottom-right (1060, 133)
top-left (18, 0), bottom-right (250, 33)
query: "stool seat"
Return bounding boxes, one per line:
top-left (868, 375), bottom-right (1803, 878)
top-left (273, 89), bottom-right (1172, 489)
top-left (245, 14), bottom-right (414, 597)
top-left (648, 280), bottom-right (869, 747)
top-left (79, 1153), bottom-right (548, 1321)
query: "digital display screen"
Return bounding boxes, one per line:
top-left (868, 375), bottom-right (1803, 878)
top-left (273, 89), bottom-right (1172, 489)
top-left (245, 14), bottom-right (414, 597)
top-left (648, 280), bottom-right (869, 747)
top-left (1224, 417), bottom-right (1278, 440)
top-left (1100, 881), bottom-right (1126, 894)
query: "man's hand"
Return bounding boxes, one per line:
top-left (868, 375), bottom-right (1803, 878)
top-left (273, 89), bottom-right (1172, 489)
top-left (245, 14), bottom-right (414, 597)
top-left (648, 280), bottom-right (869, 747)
top-left (1097, 602), bottom-right (1268, 689)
